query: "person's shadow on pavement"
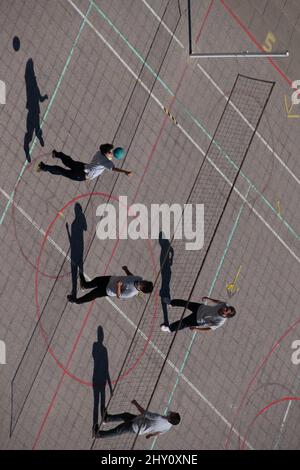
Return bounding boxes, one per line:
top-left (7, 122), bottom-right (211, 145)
top-left (159, 231), bottom-right (174, 326)
top-left (66, 203), bottom-right (87, 299)
top-left (24, 58), bottom-right (48, 162)
top-left (92, 326), bottom-right (113, 435)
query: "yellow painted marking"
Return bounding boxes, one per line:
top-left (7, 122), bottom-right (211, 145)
top-left (226, 265), bottom-right (242, 296)
top-left (163, 107), bottom-right (178, 125)
top-left (262, 31), bottom-right (276, 52)
top-left (284, 95), bottom-right (300, 118)
top-left (276, 200), bottom-right (281, 217)
top-left (284, 95), bottom-right (293, 114)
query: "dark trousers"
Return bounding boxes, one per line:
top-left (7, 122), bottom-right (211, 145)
top-left (75, 275), bottom-right (111, 304)
top-left (169, 299), bottom-right (201, 332)
top-left (96, 413), bottom-right (137, 439)
top-left (42, 152), bottom-right (86, 181)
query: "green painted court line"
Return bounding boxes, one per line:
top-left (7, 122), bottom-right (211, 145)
top-left (91, 0), bottom-right (299, 241)
top-left (0, 1), bottom-right (93, 226)
top-left (151, 184), bottom-right (252, 450)
top-left (91, 0), bottom-right (174, 97)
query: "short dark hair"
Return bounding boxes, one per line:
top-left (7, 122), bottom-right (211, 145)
top-left (100, 143), bottom-right (113, 154)
top-left (140, 281), bottom-right (154, 294)
top-left (168, 412), bottom-right (180, 425)
top-left (227, 306), bottom-right (236, 318)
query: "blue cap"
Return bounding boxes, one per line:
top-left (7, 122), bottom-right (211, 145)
top-left (113, 147), bottom-right (125, 160)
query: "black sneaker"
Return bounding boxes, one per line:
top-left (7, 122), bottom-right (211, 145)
top-left (67, 294), bottom-right (76, 303)
top-left (52, 149), bottom-right (58, 158)
top-left (36, 162), bottom-right (46, 172)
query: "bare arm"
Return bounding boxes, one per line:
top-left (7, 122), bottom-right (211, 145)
top-left (116, 281), bottom-right (123, 299)
top-left (112, 168), bottom-right (132, 176)
top-left (202, 296), bottom-right (222, 305)
top-left (122, 265), bottom-right (133, 276)
top-left (145, 432), bottom-right (161, 439)
top-left (131, 400), bottom-right (145, 414)
top-left (189, 327), bottom-right (211, 332)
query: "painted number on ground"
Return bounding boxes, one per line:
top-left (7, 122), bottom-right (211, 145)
top-left (262, 32), bottom-right (276, 52)
top-left (0, 340), bottom-right (6, 364)
top-left (291, 340), bottom-right (300, 365)
top-left (291, 80), bottom-right (300, 105)
top-left (284, 81), bottom-right (300, 118)
top-left (0, 80), bottom-right (5, 105)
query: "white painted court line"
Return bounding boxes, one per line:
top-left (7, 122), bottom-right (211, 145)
top-left (0, 187), bottom-right (67, 259)
top-left (141, 0), bottom-right (300, 187)
top-left (273, 400), bottom-right (292, 449)
top-left (141, 0), bottom-right (184, 49)
top-left (90, 0), bottom-right (299, 242)
top-left (67, 0), bottom-right (300, 266)
top-left (1, 186), bottom-right (252, 449)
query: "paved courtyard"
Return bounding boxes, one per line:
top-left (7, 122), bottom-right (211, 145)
top-left (0, 0), bottom-right (300, 450)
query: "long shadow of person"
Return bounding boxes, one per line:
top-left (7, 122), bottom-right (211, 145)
top-left (159, 231), bottom-right (174, 326)
top-left (92, 325), bottom-right (113, 437)
top-left (24, 58), bottom-right (48, 162)
top-left (66, 203), bottom-right (87, 299)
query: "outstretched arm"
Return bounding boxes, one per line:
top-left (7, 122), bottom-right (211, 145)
top-left (122, 265), bottom-right (133, 276)
top-left (116, 281), bottom-right (123, 299)
top-left (131, 400), bottom-right (145, 414)
top-left (202, 296), bottom-right (222, 305)
top-left (112, 168), bottom-right (132, 176)
top-left (145, 432), bottom-right (161, 439)
top-left (189, 327), bottom-right (211, 332)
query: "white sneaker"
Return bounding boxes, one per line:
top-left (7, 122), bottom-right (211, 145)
top-left (160, 324), bottom-right (171, 333)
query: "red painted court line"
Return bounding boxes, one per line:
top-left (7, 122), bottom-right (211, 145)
top-left (195, 0), bottom-right (214, 44)
top-left (105, 58), bottom-right (191, 272)
top-left (32, 299), bottom-right (95, 449)
top-left (225, 316), bottom-right (300, 449)
top-left (32, 55), bottom-right (195, 451)
top-left (241, 396), bottom-right (300, 450)
top-left (220, 0), bottom-right (292, 87)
